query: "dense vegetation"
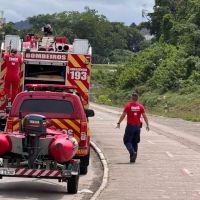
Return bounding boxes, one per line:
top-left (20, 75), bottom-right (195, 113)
top-left (0, 7), bottom-right (147, 64)
top-left (1, 2), bottom-right (200, 121)
top-left (91, 0), bottom-right (200, 121)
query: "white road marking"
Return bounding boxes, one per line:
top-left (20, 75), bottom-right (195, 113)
top-left (146, 140), bottom-right (154, 144)
top-left (96, 116), bottom-right (103, 120)
top-left (78, 189), bottom-right (93, 194)
top-left (181, 168), bottom-right (193, 176)
top-left (166, 151), bottom-right (174, 158)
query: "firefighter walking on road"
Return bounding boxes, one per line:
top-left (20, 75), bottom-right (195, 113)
top-left (117, 92), bottom-right (149, 163)
top-left (3, 49), bottom-right (22, 103)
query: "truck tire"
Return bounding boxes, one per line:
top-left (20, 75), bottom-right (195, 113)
top-left (80, 153), bottom-right (90, 175)
top-left (80, 166), bottom-right (88, 175)
top-left (67, 174), bottom-right (79, 194)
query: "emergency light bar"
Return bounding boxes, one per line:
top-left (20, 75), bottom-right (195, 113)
top-left (25, 84), bottom-right (78, 93)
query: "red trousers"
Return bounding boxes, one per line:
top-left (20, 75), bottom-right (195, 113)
top-left (4, 75), bottom-right (19, 103)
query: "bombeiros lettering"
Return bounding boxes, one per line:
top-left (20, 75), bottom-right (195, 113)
top-left (25, 53), bottom-right (67, 61)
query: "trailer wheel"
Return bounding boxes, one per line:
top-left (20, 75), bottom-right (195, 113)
top-left (0, 119), bottom-right (6, 131)
top-left (67, 174), bottom-right (79, 194)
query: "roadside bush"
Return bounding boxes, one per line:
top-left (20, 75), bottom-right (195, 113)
top-left (109, 49), bottom-right (134, 64)
top-left (98, 95), bottom-right (112, 105)
top-left (116, 43), bottom-right (182, 91)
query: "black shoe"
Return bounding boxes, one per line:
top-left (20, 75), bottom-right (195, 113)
top-left (130, 152), bottom-right (137, 163)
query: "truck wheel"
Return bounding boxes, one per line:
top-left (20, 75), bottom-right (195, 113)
top-left (67, 174), bottom-right (79, 194)
top-left (80, 153), bottom-right (90, 175)
top-left (80, 166), bottom-right (88, 175)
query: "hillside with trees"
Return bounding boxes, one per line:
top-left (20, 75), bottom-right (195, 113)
top-left (91, 0), bottom-right (200, 121)
top-left (1, 2), bottom-right (200, 121)
top-left (0, 7), bottom-right (147, 64)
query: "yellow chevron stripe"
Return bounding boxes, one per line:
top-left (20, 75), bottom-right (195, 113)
top-left (64, 119), bottom-right (80, 133)
top-left (78, 55), bottom-right (87, 63)
top-left (52, 119), bottom-right (68, 129)
top-left (52, 119), bottom-right (81, 143)
top-left (12, 117), bottom-right (19, 122)
top-left (12, 117), bottom-right (20, 131)
top-left (68, 54), bottom-right (81, 68)
top-left (76, 149), bottom-right (88, 155)
top-left (13, 122), bottom-right (19, 131)
top-left (87, 64), bottom-right (91, 71)
top-left (75, 80), bottom-right (88, 93)
top-left (75, 120), bottom-right (80, 124)
top-left (78, 55), bottom-right (91, 70)
top-left (20, 78), bottom-right (23, 86)
top-left (73, 134), bottom-right (80, 143)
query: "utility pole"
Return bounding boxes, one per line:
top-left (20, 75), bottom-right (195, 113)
top-left (0, 11), bottom-right (5, 29)
top-left (0, 11), bottom-right (5, 45)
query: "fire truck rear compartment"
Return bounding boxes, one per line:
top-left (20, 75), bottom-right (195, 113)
top-left (24, 64), bottom-right (66, 85)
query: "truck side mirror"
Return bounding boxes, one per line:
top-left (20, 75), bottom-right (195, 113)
top-left (85, 109), bottom-right (95, 118)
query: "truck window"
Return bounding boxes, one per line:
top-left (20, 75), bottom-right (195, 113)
top-left (20, 99), bottom-right (74, 114)
top-left (24, 64), bottom-right (66, 85)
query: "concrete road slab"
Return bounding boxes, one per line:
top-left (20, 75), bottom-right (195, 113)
top-left (90, 103), bottom-right (200, 200)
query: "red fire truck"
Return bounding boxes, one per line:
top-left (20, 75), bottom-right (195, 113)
top-left (0, 34), bottom-right (92, 109)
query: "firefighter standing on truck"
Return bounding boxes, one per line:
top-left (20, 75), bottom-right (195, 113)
top-left (117, 92), bottom-right (149, 163)
top-left (3, 48), bottom-right (22, 103)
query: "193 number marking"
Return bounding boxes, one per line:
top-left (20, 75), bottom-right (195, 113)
top-left (70, 71), bottom-right (87, 80)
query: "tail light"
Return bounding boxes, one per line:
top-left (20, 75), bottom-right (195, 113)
top-left (6, 118), bottom-right (13, 132)
top-left (79, 121), bottom-right (87, 147)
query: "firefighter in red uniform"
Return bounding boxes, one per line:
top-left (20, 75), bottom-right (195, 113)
top-left (3, 49), bottom-right (22, 103)
top-left (117, 92), bottom-right (149, 163)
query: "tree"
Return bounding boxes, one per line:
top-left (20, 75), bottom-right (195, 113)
top-left (0, 22), bottom-right (18, 35)
top-left (14, 8), bottom-right (147, 64)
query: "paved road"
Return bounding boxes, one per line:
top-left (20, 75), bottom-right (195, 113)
top-left (0, 148), bottom-right (103, 200)
top-left (90, 103), bottom-right (200, 200)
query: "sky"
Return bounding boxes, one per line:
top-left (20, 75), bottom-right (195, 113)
top-left (0, 0), bottom-right (155, 25)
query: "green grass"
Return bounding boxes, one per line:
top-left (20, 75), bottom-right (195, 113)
top-left (140, 91), bottom-right (200, 122)
top-left (93, 64), bottom-right (119, 67)
top-left (92, 64), bottom-right (120, 72)
top-left (90, 64), bottom-right (200, 122)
